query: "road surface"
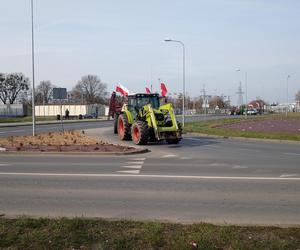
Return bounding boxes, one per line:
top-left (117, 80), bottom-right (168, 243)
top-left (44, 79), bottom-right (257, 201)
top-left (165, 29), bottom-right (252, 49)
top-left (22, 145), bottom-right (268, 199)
top-left (0, 114), bottom-right (230, 137)
top-left (0, 127), bottom-right (300, 225)
top-left (0, 120), bottom-right (112, 137)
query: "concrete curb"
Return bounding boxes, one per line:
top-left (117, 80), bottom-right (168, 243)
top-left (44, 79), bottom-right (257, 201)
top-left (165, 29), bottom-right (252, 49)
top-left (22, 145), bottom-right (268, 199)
top-left (0, 118), bottom-right (109, 128)
top-left (187, 132), bottom-right (300, 145)
top-left (0, 148), bottom-right (149, 156)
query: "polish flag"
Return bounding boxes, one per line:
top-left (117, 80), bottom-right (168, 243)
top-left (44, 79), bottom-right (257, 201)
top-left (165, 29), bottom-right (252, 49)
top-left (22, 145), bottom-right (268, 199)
top-left (116, 84), bottom-right (129, 96)
top-left (145, 87), bottom-right (151, 94)
top-left (160, 82), bottom-right (168, 97)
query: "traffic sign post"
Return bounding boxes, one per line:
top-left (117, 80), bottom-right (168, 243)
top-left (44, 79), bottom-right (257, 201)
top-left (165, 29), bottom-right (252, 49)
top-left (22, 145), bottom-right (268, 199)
top-left (53, 88), bottom-right (67, 132)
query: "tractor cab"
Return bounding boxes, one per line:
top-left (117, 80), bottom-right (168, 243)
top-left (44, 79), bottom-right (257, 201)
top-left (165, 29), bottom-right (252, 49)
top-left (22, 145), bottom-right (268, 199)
top-left (127, 93), bottom-right (160, 120)
top-left (128, 93), bottom-right (160, 110)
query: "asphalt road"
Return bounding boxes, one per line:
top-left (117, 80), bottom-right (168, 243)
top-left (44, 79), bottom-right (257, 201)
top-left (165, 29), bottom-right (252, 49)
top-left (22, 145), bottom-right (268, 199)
top-left (0, 114), bottom-right (231, 137)
top-left (0, 126), bottom-right (300, 225)
top-left (0, 120), bottom-right (113, 137)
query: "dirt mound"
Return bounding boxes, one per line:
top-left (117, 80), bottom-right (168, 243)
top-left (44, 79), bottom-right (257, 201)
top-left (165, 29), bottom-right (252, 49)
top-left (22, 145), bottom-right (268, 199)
top-left (0, 131), bottom-right (135, 153)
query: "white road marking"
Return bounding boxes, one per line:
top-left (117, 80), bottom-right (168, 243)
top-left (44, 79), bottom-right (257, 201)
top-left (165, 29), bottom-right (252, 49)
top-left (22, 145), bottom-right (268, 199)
top-left (232, 165), bottom-right (248, 169)
top-left (280, 174), bottom-right (299, 178)
top-left (120, 165), bottom-right (142, 169)
top-left (237, 148), bottom-right (259, 152)
top-left (180, 157), bottom-right (192, 160)
top-left (202, 145), bottom-right (220, 149)
top-left (125, 161), bottom-right (144, 165)
top-left (161, 154), bottom-right (178, 158)
top-left (209, 163), bottom-right (228, 167)
top-left (131, 158), bottom-right (146, 161)
top-left (284, 153), bottom-right (300, 156)
top-left (117, 170), bottom-right (140, 174)
top-left (118, 157), bottom-right (145, 174)
top-left (0, 132), bottom-right (6, 134)
top-left (0, 172), bottom-right (299, 181)
top-left (0, 164), bottom-right (9, 166)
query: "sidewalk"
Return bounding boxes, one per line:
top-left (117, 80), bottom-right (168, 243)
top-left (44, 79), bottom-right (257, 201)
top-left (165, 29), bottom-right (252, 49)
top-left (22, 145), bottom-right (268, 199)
top-left (0, 117), bottom-right (108, 128)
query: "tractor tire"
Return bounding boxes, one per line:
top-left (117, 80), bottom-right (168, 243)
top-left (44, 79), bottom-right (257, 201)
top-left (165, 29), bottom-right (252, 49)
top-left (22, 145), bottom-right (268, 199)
top-left (131, 121), bottom-right (149, 145)
top-left (118, 113), bottom-right (131, 140)
top-left (113, 114), bottom-right (119, 134)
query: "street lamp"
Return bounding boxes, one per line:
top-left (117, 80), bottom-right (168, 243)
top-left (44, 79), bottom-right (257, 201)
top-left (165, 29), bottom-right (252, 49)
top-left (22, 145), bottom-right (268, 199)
top-left (164, 38), bottom-right (186, 127)
top-left (30, 0), bottom-right (36, 136)
top-left (286, 75), bottom-right (291, 116)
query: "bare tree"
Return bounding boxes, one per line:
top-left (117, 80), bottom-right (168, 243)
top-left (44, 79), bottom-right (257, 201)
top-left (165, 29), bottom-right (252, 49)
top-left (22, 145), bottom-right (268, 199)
top-left (0, 73), bottom-right (29, 104)
top-left (209, 96), bottom-right (226, 109)
top-left (296, 90), bottom-right (300, 102)
top-left (71, 75), bottom-right (107, 104)
top-left (35, 80), bottom-right (55, 104)
top-left (0, 73), bottom-right (7, 104)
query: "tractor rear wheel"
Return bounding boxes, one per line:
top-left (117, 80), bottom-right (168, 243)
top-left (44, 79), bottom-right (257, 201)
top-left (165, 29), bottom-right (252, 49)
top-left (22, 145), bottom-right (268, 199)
top-left (131, 121), bottom-right (149, 145)
top-left (114, 114), bottom-right (119, 134)
top-left (118, 113), bottom-right (131, 140)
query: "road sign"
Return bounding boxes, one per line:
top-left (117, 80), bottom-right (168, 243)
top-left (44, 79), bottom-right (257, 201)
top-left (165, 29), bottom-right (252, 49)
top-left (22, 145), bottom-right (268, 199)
top-left (53, 88), bottom-right (67, 100)
top-left (52, 88), bottom-right (67, 132)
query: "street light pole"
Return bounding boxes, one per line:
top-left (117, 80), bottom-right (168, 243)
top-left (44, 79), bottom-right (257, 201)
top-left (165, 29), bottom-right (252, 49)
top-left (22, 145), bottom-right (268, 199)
top-left (286, 75), bottom-right (291, 116)
top-left (30, 0), bottom-right (36, 136)
top-left (164, 39), bottom-right (185, 127)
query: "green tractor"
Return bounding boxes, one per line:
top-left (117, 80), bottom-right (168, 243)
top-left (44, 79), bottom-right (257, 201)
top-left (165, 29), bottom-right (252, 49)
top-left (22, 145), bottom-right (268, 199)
top-left (111, 93), bottom-right (182, 145)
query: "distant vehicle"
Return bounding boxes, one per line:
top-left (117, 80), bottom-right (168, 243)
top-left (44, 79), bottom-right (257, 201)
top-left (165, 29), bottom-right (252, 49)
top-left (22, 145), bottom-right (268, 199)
top-left (247, 108), bottom-right (258, 115)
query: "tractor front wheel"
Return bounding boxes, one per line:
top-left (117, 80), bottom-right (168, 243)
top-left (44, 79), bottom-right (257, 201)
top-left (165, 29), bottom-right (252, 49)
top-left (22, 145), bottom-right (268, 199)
top-left (118, 113), bottom-right (131, 140)
top-left (131, 121), bottom-right (149, 145)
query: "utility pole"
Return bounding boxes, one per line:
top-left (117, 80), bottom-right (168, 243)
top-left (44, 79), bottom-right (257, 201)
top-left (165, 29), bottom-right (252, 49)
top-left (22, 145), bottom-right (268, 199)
top-left (30, 0), bottom-right (36, 136)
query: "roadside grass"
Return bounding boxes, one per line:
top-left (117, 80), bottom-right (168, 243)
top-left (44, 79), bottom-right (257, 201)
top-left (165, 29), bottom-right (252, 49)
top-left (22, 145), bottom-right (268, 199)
top-left (0, 217), bottom-right (299, 249)
top-left (0, 116), bottom-right (56, 123)
top-left (185, 113), bottom-right (300, 141)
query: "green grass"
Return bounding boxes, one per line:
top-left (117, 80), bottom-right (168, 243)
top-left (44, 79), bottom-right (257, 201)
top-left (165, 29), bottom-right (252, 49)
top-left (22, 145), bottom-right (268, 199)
top-left (0, 116), bottom-right (57, 123)
top-left (0, 217), bottom-right (299, 249)
top-left (185, 113), bottom-right (300, 141)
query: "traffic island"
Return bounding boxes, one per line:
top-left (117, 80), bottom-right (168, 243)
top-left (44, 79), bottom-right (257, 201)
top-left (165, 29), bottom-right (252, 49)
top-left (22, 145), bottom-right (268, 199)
top-left (185, 113), bottom-right (300, 142)
top-left (0, 131), bottom-right (146, 154)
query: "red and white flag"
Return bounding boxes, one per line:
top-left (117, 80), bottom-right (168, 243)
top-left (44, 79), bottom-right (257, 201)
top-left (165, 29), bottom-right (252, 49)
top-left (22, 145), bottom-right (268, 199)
top-left (145, 87), bottom-right (151, 94)
top-left (116, 84), bottom-right (129, 96)
top-left (160, 82), bottom-right (168, 97)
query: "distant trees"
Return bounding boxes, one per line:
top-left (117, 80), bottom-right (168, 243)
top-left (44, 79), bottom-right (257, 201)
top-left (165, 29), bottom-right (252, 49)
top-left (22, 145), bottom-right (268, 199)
top-left (208, 96), bottom-right (227, 109)
top-left (71, 75), bottom-right (107, 104)
top-left (296, 90), bottom-right (300, 102)
top-left (0, 72), bottom-right (30, 104)
top-left (35, 80), bottom-right (55, 104)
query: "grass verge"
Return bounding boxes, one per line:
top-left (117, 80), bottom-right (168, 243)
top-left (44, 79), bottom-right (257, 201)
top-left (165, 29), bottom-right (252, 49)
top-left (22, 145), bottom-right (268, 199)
top-left (185, 113), bottom-right (300, 141)
top-left (0, 217), bottom-right (299, 249)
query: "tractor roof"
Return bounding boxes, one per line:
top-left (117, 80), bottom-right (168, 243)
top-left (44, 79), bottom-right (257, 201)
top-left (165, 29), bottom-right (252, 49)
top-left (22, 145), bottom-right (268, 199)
top-left (128, 93), bottom-right (160, 98)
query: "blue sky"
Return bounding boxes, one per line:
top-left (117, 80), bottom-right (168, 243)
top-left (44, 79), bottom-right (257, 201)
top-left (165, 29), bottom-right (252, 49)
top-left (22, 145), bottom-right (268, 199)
top-left (0, 0), bottom-right (299, 104)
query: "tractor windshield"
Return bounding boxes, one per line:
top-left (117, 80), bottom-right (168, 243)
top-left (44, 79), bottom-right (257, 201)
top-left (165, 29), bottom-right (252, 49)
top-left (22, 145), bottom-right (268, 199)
top-left (136, 96), bottom-right (159, 109)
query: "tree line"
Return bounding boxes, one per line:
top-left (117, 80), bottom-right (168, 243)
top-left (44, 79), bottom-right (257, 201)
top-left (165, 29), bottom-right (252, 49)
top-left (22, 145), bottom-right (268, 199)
top-left (0, 73), bottom-right (108, 105)
top-left (1, 72), bottom-right (300, 107)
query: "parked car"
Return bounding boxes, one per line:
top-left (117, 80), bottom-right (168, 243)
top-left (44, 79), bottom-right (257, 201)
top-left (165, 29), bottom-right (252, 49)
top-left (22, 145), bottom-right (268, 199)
top-left (247, 108), bottom-right (258, 115)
